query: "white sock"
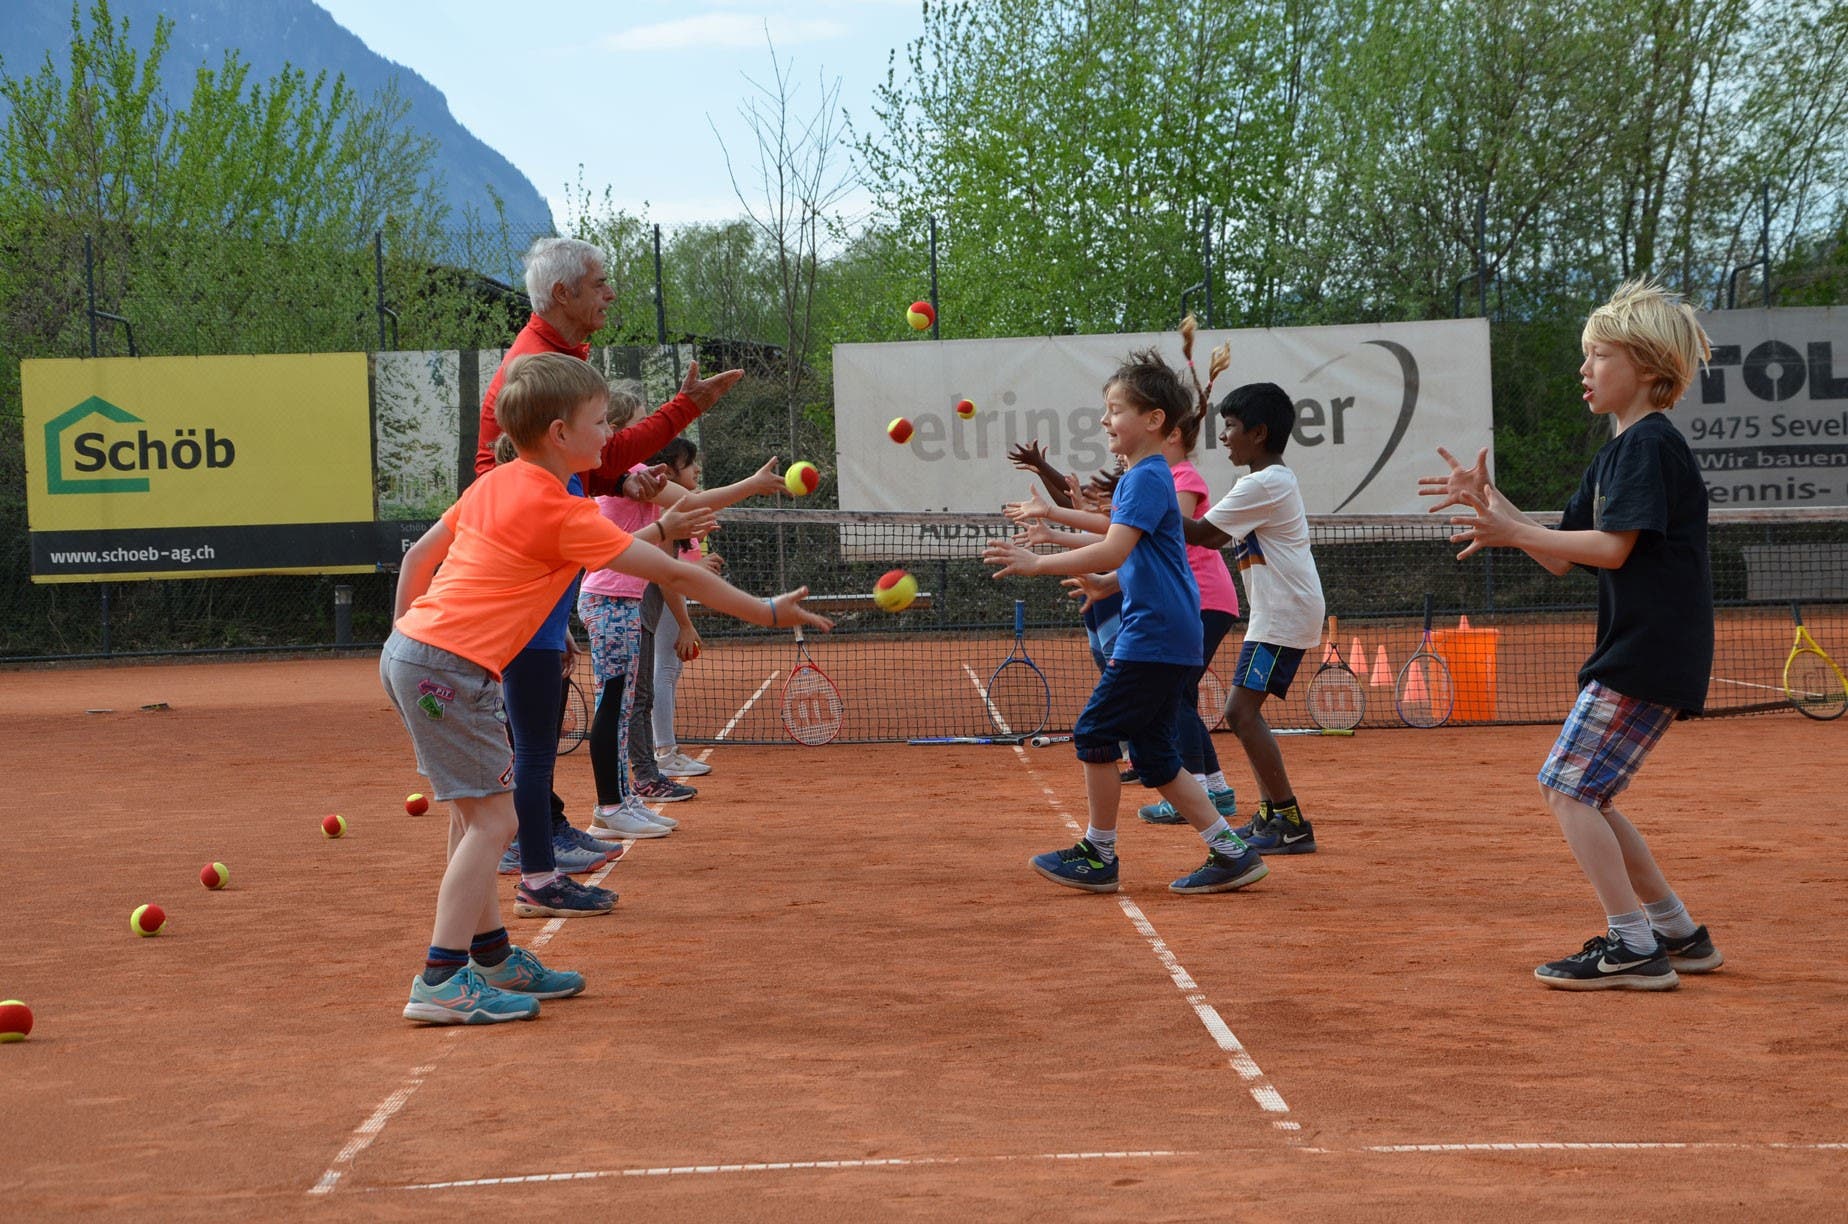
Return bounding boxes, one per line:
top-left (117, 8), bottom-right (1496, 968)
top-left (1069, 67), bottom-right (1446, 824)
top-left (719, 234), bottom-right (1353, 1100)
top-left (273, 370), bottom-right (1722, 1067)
top-left (1643, 895), bottom-right (1698, 939)
top-left (1607, 910), bottom-right (1656, 954)
top-left (1085, 824), bottom-right (1117, 862)
top-left (522, 871), bottom-right (562, 890)
top-left (1206, 771), bottom-right (1229, 793)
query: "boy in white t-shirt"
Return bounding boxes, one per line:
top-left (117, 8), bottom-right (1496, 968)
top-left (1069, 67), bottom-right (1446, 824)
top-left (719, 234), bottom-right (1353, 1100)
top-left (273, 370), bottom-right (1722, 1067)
top-left (1182, 382), bottom-right (1327, 854)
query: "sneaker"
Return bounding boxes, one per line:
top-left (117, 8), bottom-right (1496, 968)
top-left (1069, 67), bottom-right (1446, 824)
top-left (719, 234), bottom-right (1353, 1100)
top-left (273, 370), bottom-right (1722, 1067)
top-left (1654, 925), bottom-right (1723, 974)
top-left (1245, 810), bottom-right (1316, 855)
top-left (1028, 839), bottom-right (1120, 893)
top-left (656, 749), bottom-right (711, 777)
top-left (552, 836), bottom-right (616, 874)
top-left (559, 823), bottom-right (625, 864)
top-left (633, 776), bottom-right (697, 803)
top-left (471, 946), bottom-right (586, 999)
top-left (619, 795), bottom-right (678, 830)
top-left (1169, 842), bottom-right (1269, 894)
top-left (514, 875), bottom-right (616, 919)
top-left (497, 843), bottom-right (522, 875)
top-left (403, 967), bottom-right (540, 1025)
top-left (589, 801), bottom-right (671, 840)
top-left (1211, 788), bottom-right (1239, 818)
top-left (1139, 788), bottom-right (1239, 825)
top-left (1232, 803), bottom-right (1271, 840)
top-left (1119, 766), bottom-right (1140, 784)
top-left (1534, 933), bottom-right (1679, 991)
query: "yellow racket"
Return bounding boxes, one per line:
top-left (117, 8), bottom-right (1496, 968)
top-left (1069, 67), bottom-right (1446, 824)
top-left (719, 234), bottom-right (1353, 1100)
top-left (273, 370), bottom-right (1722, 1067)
top-left (1785, 603), bottom-right (1847, 721)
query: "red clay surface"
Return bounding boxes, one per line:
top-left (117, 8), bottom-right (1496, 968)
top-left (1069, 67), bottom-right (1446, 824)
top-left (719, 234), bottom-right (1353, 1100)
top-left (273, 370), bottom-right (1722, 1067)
top-left (3, 656), bottom-right (1845, 1221)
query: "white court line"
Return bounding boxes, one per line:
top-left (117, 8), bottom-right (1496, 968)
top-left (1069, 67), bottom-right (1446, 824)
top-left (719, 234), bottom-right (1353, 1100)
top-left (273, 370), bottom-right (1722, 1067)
top-left (1355, 1141), bottom-right (1848, 1153)
top-left (962, 662), bottom-right (1011, 734)
top-left (717, 669), bottom-right (780, 741)
top-left (310, 1051), bottom-right (459, 1196)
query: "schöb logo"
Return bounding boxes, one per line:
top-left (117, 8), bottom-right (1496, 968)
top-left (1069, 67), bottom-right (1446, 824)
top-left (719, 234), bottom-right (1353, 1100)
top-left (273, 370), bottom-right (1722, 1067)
top-left (44, 395), bottom-right (236, 495)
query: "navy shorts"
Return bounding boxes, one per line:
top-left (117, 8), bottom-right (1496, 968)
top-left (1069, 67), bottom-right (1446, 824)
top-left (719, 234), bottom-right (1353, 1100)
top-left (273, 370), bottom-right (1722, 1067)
top-left (1231, 640), bottom-right (1305, 699)
top-left (1072, 658), bottom-right (1197, 788)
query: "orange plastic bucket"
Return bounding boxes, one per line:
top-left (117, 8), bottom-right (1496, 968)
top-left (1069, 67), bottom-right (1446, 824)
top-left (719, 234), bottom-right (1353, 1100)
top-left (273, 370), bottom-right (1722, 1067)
top-left (1432, 628), bottom-right (1500, 721)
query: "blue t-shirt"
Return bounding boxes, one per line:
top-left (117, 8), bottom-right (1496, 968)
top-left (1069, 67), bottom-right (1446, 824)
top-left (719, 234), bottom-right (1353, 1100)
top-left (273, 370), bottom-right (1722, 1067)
top-left (522, 473), bottom-right (584, 653)
top-left (1109, 455), bottom-right (1202, 665)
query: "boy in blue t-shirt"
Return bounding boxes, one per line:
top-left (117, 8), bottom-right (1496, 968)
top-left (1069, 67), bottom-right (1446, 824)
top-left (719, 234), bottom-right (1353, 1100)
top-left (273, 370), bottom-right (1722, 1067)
top-left (1423, 278), bottom-right (1721, 991)
top-left (985, 351), bottom-right (1268, 896)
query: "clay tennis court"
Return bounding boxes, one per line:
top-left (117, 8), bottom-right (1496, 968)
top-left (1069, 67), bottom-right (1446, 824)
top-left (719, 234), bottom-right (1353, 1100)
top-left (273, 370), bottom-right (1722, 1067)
top-left (4, 655), bottom-right (1845, 1220)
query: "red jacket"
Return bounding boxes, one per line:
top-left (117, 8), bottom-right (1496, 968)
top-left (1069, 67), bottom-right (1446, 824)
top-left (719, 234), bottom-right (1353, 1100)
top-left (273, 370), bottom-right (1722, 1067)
top-left (475, 313), bottom-right (701, 495)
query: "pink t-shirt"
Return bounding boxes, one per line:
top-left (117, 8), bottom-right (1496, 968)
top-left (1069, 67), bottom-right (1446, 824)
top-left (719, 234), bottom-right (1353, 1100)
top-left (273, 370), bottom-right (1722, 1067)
top-left (580, 464), bottom-right (661, 599)
top-left (1171, 459), bottom-right (1240, 616)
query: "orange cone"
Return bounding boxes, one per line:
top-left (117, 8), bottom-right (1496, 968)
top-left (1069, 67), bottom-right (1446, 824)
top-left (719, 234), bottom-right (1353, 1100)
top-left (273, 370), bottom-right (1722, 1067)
top-left (1371, 644), bottom-right (1393, 686)
top-left (1402, 658), bottom-right (1429, 703)
top-left (1351, 637), bottom-right (1366, 671)
top-left (1458, 614), bottom-right (1472, 631)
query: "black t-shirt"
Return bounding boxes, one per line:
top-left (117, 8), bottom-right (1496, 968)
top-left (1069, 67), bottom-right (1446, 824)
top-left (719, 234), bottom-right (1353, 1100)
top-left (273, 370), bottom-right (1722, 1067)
top-left (1557, 413), bottom-right (1713, 712)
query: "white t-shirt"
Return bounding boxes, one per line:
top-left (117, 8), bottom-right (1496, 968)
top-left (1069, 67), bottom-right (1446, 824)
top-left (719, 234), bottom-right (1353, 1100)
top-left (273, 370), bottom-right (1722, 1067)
top-left (1203, 464), bottom-right (1325, 650)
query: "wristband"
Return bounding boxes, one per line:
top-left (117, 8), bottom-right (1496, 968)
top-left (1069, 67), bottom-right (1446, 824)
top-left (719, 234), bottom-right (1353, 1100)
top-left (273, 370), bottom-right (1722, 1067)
top-left (766, 597), bottom-right (778, 626)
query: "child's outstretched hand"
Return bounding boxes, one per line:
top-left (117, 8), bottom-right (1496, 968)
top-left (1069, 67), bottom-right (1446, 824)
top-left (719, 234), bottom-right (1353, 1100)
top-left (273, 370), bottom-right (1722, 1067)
top-left (623, 464), bottom-right (672, 501)
top-left (1014, 520), bottom-right (1058, 548)
top-left (746, 456), bottom-right (785, 499)
top-left (1060, 572), bottom-right (1117, 612)
top-left (1003, 486), bottom-right (1052, 524)
top-left (1446, 483), bottom-right (1518, 559)
top-left (1418, 446), bottom-right (1491, 513)
top-left (983, 539), bottom-right (1041, 578)
top-left (769, 586), bottom-right (834, 631)
top-left (1008, 440), bottom-right (1051, 473)
top-left (658, 501), bottom-right (717, 544)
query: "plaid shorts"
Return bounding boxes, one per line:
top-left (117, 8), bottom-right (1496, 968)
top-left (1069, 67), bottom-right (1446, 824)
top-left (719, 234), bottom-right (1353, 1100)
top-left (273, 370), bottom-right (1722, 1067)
top-left (1537, 680), bottom-right (1677, 808)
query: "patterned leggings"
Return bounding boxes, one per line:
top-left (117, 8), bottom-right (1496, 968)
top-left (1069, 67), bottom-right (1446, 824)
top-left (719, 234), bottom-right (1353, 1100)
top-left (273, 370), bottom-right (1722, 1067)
top-left (577, 591), bottom-right (641, 805)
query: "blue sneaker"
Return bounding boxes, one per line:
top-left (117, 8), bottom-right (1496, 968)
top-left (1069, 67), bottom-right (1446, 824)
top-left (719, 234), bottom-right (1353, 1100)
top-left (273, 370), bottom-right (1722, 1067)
top-left (1139, 789), bottom-right (1238, 825)
top-left (1244, 809), bottom-right (1316, 855)
top-left (1232, 803), bottom-right (1271, 840)
top-left (497, 842), bottom-right (522, 875)
top-left (1029, 839), bottom-right (1119, 893)
top-left (551, 835), bottom-right (614, 875)
top-left (471, 946), bottom-right (585, 999)
top-left (1169, 842), bottom-right (1269, 894)
top-left (559, 823), bottom-right (625, 864)
top-left (403, 968), bottom-right (541, 1025)
top-left (513, 875), bottom-right (615, 919)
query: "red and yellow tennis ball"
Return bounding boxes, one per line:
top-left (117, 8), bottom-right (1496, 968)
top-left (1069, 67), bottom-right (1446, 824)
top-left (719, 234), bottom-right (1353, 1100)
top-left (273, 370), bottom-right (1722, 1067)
top-left (906, 300), bottom-right (935, 331)
top-left (955, 398), bottom-right (976, 420)
top-left (405, 792), bottom-right (429, 816)
top-left (874, 569), bottom-right (919, 613)
top-left (199, 861), bottom-right (229, 890)
top-left (0, 1000), bottom-right (32, 1043)
top-left (321, 813), bottom-right (348, 839)
top-left (887, 417), bottom-right (915, 445)
top-left (130, 903), bottom-right (167, 937)
top-left (784, 461), bottom-right (819, 497)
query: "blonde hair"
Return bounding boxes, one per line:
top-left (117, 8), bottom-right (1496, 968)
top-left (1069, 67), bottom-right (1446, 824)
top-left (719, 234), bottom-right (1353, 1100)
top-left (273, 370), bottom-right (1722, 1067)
top-left (492, 433), bottom-right (517, 465)
top-left (1582, 278), bottom-right (1712, 409)
top-left (605, 379), bottom-right (647, 430)
top-left (494, 353), bottom-right (609, 450)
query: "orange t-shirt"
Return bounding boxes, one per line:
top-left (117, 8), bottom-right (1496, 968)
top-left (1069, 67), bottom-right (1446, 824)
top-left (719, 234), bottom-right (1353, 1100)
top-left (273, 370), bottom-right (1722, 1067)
top-left (394, 460), bottom-right (633, 677)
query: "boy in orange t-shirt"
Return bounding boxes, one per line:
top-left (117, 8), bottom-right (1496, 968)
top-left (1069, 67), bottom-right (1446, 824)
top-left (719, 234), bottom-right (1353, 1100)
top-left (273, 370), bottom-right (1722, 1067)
top-left (383, 352), bottom-right (832, 1024)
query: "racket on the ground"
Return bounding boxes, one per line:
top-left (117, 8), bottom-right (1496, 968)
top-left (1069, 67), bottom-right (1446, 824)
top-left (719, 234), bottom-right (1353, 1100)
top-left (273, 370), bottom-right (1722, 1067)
top-left (1275, 728), bottom-right (1357, 737)
top-left (1196, 664), bottom-right (1228, 731)
top-left (909, 736), bottom-right (1026, 745)
top-left (1395, 595), bottom-right (1454, 728)
top-left (1785, 602), bottom-right (1848, 720)
top-left (780, 625), bottom-right (843, 745)
top-left (1029, 733), bottom-right (1074, 747)
top-left (982, 599), bottom-right (1052, 737)
top-left (1304, 615), bottom-right (1366, 731)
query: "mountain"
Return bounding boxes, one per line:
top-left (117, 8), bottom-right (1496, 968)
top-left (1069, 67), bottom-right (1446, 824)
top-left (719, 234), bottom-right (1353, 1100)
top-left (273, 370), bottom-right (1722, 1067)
top-left (1, 0), bottom-right (555, 236)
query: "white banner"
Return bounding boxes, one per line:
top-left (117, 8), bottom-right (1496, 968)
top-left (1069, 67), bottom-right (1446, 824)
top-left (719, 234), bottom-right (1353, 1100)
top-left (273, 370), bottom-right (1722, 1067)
top-left (832, 319), bottom-right (1493, 520)
top-left (1675, 307), bottom-right (1848, 508)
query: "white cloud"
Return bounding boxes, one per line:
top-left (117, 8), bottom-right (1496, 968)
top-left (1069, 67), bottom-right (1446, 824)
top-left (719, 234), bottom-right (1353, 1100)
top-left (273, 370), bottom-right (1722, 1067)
top-left (605, 13), bottom-right (847, 52)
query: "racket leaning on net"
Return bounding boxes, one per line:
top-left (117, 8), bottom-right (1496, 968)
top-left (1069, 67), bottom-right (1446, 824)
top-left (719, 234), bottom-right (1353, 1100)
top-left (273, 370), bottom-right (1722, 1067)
top-left (780, 625), bottom-right (844, 745)
top-left (982, 599), bottom-right (1052, 738)
top-left (1394, 595), bottom-right (1455, 728)
top-left (1196, 664), bottom-right (1229, 731)
top-left (1785, 602), bottom-right (1848, 720)
top-left (1304, 615), bottom-right (1365, 731)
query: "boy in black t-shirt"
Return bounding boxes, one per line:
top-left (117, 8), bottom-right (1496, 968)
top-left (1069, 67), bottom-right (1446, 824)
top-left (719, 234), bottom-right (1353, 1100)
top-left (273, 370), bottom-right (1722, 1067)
top-left (1421, 279), bottom-right (1721, 991)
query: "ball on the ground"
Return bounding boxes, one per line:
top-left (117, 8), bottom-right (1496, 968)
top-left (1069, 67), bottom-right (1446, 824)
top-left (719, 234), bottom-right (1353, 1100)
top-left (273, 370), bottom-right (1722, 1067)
top-left (887, 417), bottom-right (915, 445)
top-left (130, 903), bottom-right (167, 937)
top-left (0, 1000), bottom-right (31, 1043)
top-left (955, 398), bottom-right (976, 420)
top-left (906, 300), bottom-right (935, 330)
top-left (200, 862), bottom-right (229, 890)
top-left (404, 792), bottom-right (429, 816)
top-left (784, 461), bottom-right (819, 497)
top-left (321, 813), bottom-right (347, 839)
top-left (874, 569), bottom-right (919, 613)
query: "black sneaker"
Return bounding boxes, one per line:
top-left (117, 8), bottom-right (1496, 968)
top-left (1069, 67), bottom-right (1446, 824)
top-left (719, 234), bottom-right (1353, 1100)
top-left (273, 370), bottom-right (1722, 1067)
top-left (1534, 933), bottom-right (1678, 991)
top-left (1232, 801), bottom-right (1272, 840)
top-left (1656, 925), bottom-right (1723, 973)
top-left (1246, 808), bottom-right (1316, 855)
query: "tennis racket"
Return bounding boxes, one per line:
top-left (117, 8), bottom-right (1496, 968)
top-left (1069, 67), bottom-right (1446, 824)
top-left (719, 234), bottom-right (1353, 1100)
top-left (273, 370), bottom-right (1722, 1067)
top-left (1304, 615), bottom-right (1366, 731)
top-left (780, 625), bottom-right (843, 745)
top-left (909, 736), bottom-right (1026, 746)
top-left (1394, 595), bottom-right (1455, 728)
top-left (1785, 602), bottom-right (1848, 720)
top-left (1029, 733), bottom-right (1074, 747)
top-left (1196, 664), bottom-right (1229, 731)
top-left (982, 599), bottom-right (1052, 737)
top-left (1275, 728), bottom-right (1357, 737)
top-left (556, 674), bottom-right (590, 755)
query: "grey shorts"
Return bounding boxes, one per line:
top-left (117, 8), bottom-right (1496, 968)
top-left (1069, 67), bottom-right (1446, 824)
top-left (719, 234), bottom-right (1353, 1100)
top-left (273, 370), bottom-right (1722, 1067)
top-left (379, 630), bottom-right (513, 801)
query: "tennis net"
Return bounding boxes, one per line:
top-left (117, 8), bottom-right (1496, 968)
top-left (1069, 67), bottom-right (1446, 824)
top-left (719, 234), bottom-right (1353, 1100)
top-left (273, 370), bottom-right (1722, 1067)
top-left (569, 506), bottom-right (1848, 745)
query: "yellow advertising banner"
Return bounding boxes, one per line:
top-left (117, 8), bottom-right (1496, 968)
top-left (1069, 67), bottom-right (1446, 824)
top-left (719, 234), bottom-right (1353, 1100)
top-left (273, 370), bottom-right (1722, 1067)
top-left (23, 353), bottom-right (377, 581)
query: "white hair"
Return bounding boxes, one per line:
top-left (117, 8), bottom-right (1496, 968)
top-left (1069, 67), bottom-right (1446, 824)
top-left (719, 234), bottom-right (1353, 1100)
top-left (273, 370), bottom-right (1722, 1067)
top-left (523, 237), bottom-right (608, 311)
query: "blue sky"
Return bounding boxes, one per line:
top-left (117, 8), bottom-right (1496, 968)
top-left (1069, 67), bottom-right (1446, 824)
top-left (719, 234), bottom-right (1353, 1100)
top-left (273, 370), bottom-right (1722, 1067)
top-left (310, 0), bottom-right (927, 230)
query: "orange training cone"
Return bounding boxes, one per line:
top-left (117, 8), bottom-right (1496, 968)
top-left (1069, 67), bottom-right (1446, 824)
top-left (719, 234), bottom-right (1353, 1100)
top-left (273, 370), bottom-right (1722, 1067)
top-left (1402, 658), bottom-right (1429, 703)
top-left (1351, 637), bottom-right (1366, 671)
top-left (1371, 644), bottom-right (1393, 686)
top-left (1458, 614), bottom-right (1472, 631)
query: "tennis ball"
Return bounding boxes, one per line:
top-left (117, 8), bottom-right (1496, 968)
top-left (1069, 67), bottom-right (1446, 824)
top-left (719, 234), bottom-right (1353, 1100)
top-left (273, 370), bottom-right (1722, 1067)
top-left (130, 903), bottom-right (167, 937)
top-left (784, 462), bottom-right (819, 497)
top-left (906, 300), bottom-right (935, 330)
top-left (200, 862), bottom-right (229, 890)
top-left (321, 813), bottom-right (348, 839)
top-left (873, 569), bottom-right (919, 613)
top-left (955, 398), bottom-right (976, 420)
top-left (0, 1000), bottom-right (31, 1043)
top-left (887, 417), bottom-right (915, 445)
top-left (405, 792), bottom-right (429, 816)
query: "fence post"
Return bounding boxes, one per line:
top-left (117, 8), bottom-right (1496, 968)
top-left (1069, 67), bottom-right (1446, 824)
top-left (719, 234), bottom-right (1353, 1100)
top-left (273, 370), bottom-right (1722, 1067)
top-left (334, 585), bottom-right (354, 646)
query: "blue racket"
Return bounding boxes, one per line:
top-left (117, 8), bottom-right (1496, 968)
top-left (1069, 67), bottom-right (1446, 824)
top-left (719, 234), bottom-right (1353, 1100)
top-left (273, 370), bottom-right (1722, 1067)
top-left (982, 599), bottom-right (1052, 737)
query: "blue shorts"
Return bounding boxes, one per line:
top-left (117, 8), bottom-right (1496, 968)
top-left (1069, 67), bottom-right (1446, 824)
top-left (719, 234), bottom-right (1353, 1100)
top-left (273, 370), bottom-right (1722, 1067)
top-left (1538, 680), bottom-right (1676, 808)
top-left (1231, 640), bottom-right (1305, 699)
top-left (1073, 658), bottom-right (1196, 788)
